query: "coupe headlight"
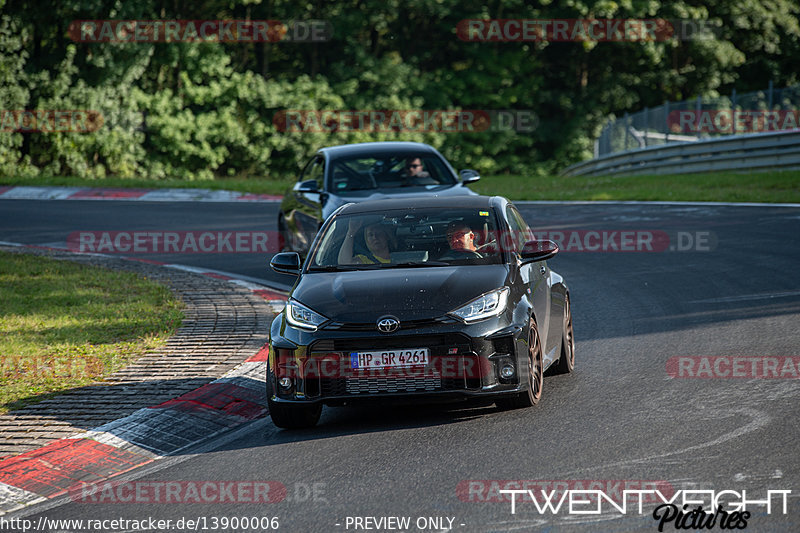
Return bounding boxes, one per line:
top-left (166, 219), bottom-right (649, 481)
top-left (285, 299), bottom-right (328, 331)
top-left (448, 288), bottom-right (510, 323)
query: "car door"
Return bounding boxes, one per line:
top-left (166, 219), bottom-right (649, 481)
top-left (506, 205), bottom-right (556, 364)
top-left (291, 155), bottom-right (326, 252)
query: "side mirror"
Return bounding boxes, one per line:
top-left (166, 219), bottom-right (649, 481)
top-left (520, 240), bottom-right (559, 263)
top-left (270, 252), bottom-right (301, 276)
top-left (459, 169), bottom-right (480, 184)
top-left (295, 179), bottom-right (319, 193)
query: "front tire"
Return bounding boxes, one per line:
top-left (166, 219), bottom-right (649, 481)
top-left (552, 295), bottom-right (575, 375)
top-left (496, 319), bottom-right (543, 409)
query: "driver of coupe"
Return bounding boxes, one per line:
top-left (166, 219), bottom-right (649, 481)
top-left (401, 157), bottom-right (431, 181)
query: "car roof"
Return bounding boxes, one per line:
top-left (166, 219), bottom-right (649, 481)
top-left (338, 195), bottom-right (505, 215)
top-left (319, 141), bottom-right (439, 159)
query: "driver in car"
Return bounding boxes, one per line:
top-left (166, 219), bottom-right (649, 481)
top-left (440, 220), bottom-right (483, 259)
top-left (401, 157), bottom-right (431, 181)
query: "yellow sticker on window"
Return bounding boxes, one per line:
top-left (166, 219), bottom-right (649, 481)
top-left (479, 211), bottom-right (489, 216)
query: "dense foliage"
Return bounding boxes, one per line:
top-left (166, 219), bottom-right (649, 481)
top-left (1, 0), bottom-right (798, 180)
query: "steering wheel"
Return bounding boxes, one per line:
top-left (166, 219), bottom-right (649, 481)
top-left (366, 169), bottom-right (379, 188)
top-left (476, 239), bottom-right (497, 252)
top-left (440, 249), bottom-right (483, 260)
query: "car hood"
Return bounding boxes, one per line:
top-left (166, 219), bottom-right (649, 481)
top-left (291, 265), bottom-right (510, 323)
top-left (322, 184), bottom-right (475, 219)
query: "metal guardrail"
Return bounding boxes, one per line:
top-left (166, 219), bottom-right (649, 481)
top-left (562, 129), bottom-right (800, 177)
top-left (595, 83), bottom-right (800, 156)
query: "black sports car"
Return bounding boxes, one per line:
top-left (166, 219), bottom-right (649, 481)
top-left (277, 141), bottom-right (480, 255)
top-left (267, 195), bottom-right (574, 428)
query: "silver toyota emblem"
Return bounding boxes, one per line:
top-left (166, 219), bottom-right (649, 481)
top-left (377, 316), bottom-right (400, 333)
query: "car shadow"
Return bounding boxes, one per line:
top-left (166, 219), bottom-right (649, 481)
top-left (0, 373), bottom-right (506, 460)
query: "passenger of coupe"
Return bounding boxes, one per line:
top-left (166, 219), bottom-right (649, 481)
top-left (338, 220), bottom-right (394, 264)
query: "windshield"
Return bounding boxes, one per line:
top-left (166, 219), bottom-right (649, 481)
top-left (327, 154), bottom-right (456, 193)
top-left (308, 208), bottom-right (505, 271)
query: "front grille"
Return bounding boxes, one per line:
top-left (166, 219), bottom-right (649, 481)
top-left (306, 334), bottom-right (478, 398)
top-left (321, 373), bottom-right (443, 396)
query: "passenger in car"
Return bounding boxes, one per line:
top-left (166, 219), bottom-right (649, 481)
top-left (338, 219), bottom-right (395, 264)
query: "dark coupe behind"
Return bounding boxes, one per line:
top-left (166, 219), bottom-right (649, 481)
top-left (267, 195), bottom-right (574, 428)
top-left (277, 141), bottom-right (480, 254)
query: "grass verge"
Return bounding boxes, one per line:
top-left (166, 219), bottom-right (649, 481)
top-left (469, 170), bottom-right (800, 203)
top-left (2, 169), bottom-right (799, 203)
top-left (0, 251), bottom-right (184, 413)
top-left (0, 175), bottom-right (294, 196)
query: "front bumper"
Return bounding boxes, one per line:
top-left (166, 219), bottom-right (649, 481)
top-left (268, 315), bottom-right (528, 405)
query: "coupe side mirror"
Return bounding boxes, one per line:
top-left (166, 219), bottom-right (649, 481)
top-left (520, 240), bottom-right (559, 263)
top-left (459, 169), bottom-right (480, 184)
top-left (270, 252), bottom-right (301, 276)
top-left (295, 179), bottom-right (319, 193)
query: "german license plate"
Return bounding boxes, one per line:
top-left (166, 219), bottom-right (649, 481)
top-left (349, 348), bottom-right (429, 370)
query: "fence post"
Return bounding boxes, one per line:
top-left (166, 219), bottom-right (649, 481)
top-left (643, 107), bottom-right (649, 147)
top-left (768, 80), bottom-right (774, 109)
top-left (664, 100), bottom-right (670, 144)
top-left (731, 88), bottom-right (737, 134)
top-left (696, 96), bottom-right (703, 138)
top-left (624, 112), bottom-right (630, 150)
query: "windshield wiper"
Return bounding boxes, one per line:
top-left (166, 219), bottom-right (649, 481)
top-left (385, 261), bottom-right (450, 268)
top-left (307, 265), bottom-right (368, 272)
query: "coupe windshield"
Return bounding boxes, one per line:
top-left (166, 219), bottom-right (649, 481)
top-left (309, 208), bottom-right (508, 270)
top-left (328, 154), bottom-right (456, 192)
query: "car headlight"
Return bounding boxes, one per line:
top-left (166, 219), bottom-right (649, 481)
top-left (448, 287), bottom-right (510, 323)
top-left (285, 299), bottom-right (328, 331)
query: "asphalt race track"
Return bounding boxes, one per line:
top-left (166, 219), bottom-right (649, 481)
top-left (2, 199), bottom-right (799, 532)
